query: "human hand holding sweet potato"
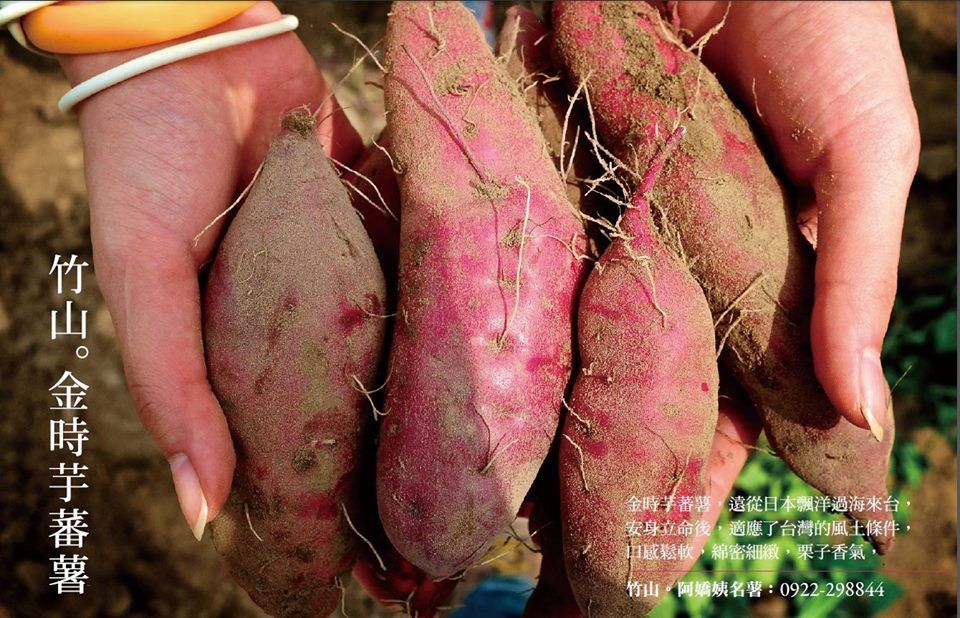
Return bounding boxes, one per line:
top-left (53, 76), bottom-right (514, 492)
top-left (57, 1), bottom-right (362, 539)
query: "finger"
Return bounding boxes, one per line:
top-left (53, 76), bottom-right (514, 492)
top-left (73, 89), bottom-right (242, 538)
top-left (685, 391), bottom-right (762, 571)
top-left (674, 2), bottom-right (919, 435)
top-left (54, 2), bottom-right (359, 536)
top-left (96, 237), bottom-right (235, 540)
top-left (781, 5), bottom-right (918, 437)
top-left (63, 42), bottom-right (246, 538)
top-left (810, 119), bottom-right (917, 438)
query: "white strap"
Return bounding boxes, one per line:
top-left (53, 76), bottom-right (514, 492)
top-left (58, 15), bottom-right (299, 112)
top-left (0, 1), bottom-right (55, 27)
top-left (0, 0), bottom-right (55, 54)
top-left (0, 2), bottom-right (299, 114)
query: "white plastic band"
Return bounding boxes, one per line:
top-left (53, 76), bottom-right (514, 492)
top-left (0, 2), bottom-right (299, 114)
top-left (58, 15), bottom-right (299, 113)
top-left (1, 0), bottom-right (53, 54)
top-left (0, 1), bottom-right (54, 27)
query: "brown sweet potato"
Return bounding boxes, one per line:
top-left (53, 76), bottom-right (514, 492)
top-left (496, 5), bottom-right (607, 250)
top-left (203, 111), bottom-right (386, 617)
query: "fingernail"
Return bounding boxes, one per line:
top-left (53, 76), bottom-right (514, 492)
top-left (858, 348), bottom-right (888, 443)
top-left (168, 453), bottom-right (209, 541)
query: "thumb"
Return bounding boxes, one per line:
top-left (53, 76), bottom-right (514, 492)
top-left (98, 239), bottom-right (235, 539)
top-left (675, 1), bottom-right (919, 436)
top-left (810, 118), bottom-right (918, 438)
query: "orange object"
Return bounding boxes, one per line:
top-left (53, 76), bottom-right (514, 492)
top-left (21, 1), bottom-right (256, 54)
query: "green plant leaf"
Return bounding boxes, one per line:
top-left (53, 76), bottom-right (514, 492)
top-left (932, 309), bottom-right (957, 352)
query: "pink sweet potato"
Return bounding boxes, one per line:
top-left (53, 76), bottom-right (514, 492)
top-left (342, 133), bottom-right (458, 618)
top-left (352, 536), bottom-right (458, 618)
top-left (203, 111), bottom-right (387, 617)
top-left (559, 128), bottom-right (719, 615)
top-left (552, 0), bottom-right (895, 551)
top-left (377, 1), bottom-right (586, 577)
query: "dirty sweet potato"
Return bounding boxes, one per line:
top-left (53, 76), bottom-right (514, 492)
top-left (559, 128), bottom-right (719, 615)
top-left (377, 1), bottom-right (586, 577)
top-left (496, 5), bottom-right (608, 249)
top-left (552, 0), bottom-right (895, 552)
top-left (352, 380), bottom-right (459, 618)
top-left (203, 111), bottom-right (387, 617)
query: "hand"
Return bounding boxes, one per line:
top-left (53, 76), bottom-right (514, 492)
top-left (58, 2), bottom-right (362, 538)
top-left (688, 391), bottom-right (763, 569)
top-left (674, 1), bottom-right (920, 437)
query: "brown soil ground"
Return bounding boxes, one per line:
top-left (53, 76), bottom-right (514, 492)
top-left (0, 2), bottom-right (954, 617)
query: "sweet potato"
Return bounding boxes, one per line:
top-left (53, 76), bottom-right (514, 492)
top-left (496, 5), bottom-right (607, 251)
top-left (559, 128), bottom-right (719, 615)
top-left (551, 0), bottom-right (895, 552)
top-left (377, 1), bottom-right (586, 577)
top-left (497, 7), bottom-right (585, 206)
top-left (352, 374), bottom-right (459, 618)
top-left (340, 133), bottom-right (457, 618)
top-left (353, 470), bottom-right (458, 617)
top-left (352, 533), bottom-right (458, 618)
top-left (203, 111), bottom-right (387, 617)
top-left (523, 457), bottom-right (582, 618)
top-left (683, 386), bottom-right (764, 572)
top-left (496, 6), bottom-right (561, 151)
